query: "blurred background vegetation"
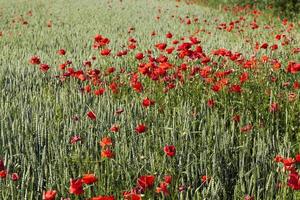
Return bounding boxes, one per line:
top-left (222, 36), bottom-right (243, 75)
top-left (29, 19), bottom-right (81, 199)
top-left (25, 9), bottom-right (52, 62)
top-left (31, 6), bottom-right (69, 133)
top-left (195, 0), bottom-right (300, 19)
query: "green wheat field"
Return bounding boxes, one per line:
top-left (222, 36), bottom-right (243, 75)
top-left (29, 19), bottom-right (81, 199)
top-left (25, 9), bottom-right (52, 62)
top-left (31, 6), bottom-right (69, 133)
top-left (0, 0), bottom-right (299, 199)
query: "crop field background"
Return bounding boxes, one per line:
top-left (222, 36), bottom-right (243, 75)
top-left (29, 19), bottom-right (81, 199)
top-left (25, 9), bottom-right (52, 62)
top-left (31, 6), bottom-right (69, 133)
top-left (0, 0), bottom-right (299, 199)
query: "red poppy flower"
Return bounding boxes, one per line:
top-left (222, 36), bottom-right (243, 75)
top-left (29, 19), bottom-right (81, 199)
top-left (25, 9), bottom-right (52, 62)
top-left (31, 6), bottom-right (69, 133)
top-left (240, 124), bottom-right (252, 133)
top-left (295, 154), bottom-right (300, 163)
top-left (230, 84), bottom-right (242, 93)
top-left (59, 63), bottom-right (67, 70)
top-left (128, 43), bottom-right (136, 50)
top-left (270, 102), bottom-right (279, 112)
top-left (43, 190), bottom-right (57, 200)
top-left (131, 81), bottom-right (143, 93)
top-left (288, 63), bottom-right (300, 74)
top-left (99, 137), bottom-right (113, 148)
top-left (11, 173), bottom-right (20, 181)
top-left (100, 49), bottom-right (111, 56)
top-left (287, 172), bottom-right (300, 190)
top-left (94, 88), bottom-right (105, 96)
top-left (155, 43), bottom-right (167, 51)
top-left (201, 175), bottom-right (209, 184)
top-left (166, 32), bottom-right (173, 38)
top-left (135, 53), bottom-right (144, 60)
top-left (239, 72), bottom-right (249, 83)
top-left (142, 97), bottom-right (155, 107)
top-left (69, 178), bottom-right (84, 195)
top-left (293, 81), bottom-right (300, 89)
top-left (77, 74), bottom-right (86, 81)
top-left (84, 85), bottom-right (91, 93)
top-left (283, 158), bottom-right (295, 167)
top-left (101, 148), bottom-right (114, 159)
top-left (82, 174), bottom-right (97, 185)
top-left (105, 67), bottom-right (115, 75)
top-left (164, 176), bottom-right (172, 184)
top-left (137, 175), bottom-right (155, 189)
top-left (164, 145), bottom-right (176, 157)
top-left (0, 170), bottom-right (7, 178)
top-left (83, 60), bottom-right (92, 67)
top-left (275, 34), bottom-right (282, 40)
top-left (87, 111), bottom-right (96, 120)
top-left (172, 40), bottom-right (179, 44)
top-left (70, 135), bottom-right (81, 144)
top-left (232, 115), bottom-right (240, 123)
top-left (109, 82), bottom-right (119, 94)
top-left (166, 47), bottom-right (175, 54)
top-left (91, 195), bottom-right (115, 200)
top-left (274, 155), bottom-right (283, 163)
top-left (116, 50), bottom-right (127, 57)
top-left (135, 124), bottom-right (147, 134)
top-left (110, 124), bottom-right (120, 132)
top-left (123, 192), bottom-right (141, 200)
top-left (30, 56), bottom-right (41, 65)
top-left (270, 44), bottom-right (278, 50)
top-left (57, 49), bottom-right (66, 55)
top-left (156, 181), bottom-right (169, 195)
top-left (260, 43), bottom-right (268, 49)
top-left (212, 84), bottom-right (222, 92)
top-left (93, 34), bottom-right (110, 49)
top-left (39, 64), bottom-right (50, 72)
top-left (207, 99), bottom-right (215, 108)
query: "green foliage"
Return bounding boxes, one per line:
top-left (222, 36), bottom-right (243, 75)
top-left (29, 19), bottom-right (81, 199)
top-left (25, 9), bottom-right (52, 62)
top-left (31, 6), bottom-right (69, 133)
top-left (197, 0), bottom-right (300, 19)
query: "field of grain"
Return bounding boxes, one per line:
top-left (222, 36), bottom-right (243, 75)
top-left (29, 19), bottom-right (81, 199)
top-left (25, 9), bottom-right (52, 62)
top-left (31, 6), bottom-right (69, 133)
top-left (0, 0), bottom-right (299, 199)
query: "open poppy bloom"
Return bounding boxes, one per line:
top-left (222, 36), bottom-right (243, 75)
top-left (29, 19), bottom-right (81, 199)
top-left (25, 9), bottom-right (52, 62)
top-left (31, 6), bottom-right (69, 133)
top-left (100, 49), bottom-right (111, 56)
top-left (110, 124), bottom-right (120, 132)
top-left (43, 190), bottom-right (57, 200)
top-left (135, 124), bottom-right (147, 134)
top-left (142, 97), bottom-right (155, 107)
top-left (82, 173), bottom-right (98, 185)
top-left (94, 88), bottom-right (105, 96)
top-left (99, 137), bottom-right (113, 148)
top-left (57, 49), bottom-right (66, 55)
top-left (69, 178), bottom-right (84, 195)
top-left (164, 175), bottom-right (172, 184)
top-left (270, 102), bottom-right (279, 112)
top-left (156, 181), bottom-right (170, 196)
top-left (207, 99), bottom-right (215, 108)
top-left (166, 32), bottom-right (173, 38)
top-left (287, 172), bottom-right (300, 190)
top-left (29, 55), bottom-right (41, 65)
top-left (39, 64), bottom-right (50, 72)
top-left (101, 148), bottom-right (115, 159)
top-left (0, 170), bottom-right (7, 178)
top-left (137, 175), bottom-right (155, 189)
top-left (164, 145), bottom-right (176, 157)
top-left (135, 52), bottom-right (144, 60)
